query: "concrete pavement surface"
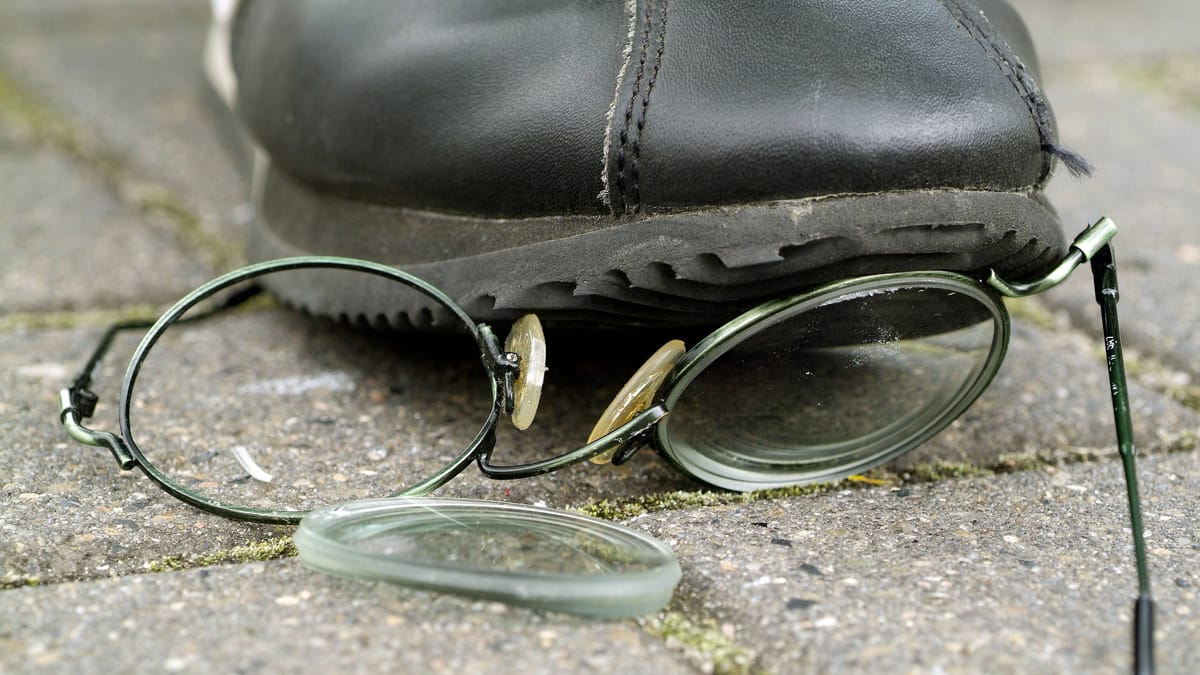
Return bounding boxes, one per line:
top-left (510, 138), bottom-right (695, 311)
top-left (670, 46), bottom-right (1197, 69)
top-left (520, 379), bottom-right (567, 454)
top-left (1, 1), bottom-right (1197, 673)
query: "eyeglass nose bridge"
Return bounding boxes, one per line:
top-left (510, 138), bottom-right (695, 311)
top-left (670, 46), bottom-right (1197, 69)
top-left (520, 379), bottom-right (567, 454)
top-left (475, 405), bottom-right (668, 479)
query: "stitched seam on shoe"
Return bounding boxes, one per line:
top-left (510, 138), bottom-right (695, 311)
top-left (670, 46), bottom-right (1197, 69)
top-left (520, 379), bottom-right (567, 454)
top-left (629, 0), bottom-right (668, 213)
top-left (614, 1), bottom-right (654, 214)
top-left (614, 0), bottom-right (668, 215)
top-left (599, 0), bottom-right (640, 212)
top-left (937, 0), bottom-right (1056, 184)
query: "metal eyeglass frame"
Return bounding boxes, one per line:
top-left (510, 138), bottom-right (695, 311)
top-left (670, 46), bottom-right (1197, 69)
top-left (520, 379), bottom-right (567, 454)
top-left (58, 217), bottom-right (1153, 674)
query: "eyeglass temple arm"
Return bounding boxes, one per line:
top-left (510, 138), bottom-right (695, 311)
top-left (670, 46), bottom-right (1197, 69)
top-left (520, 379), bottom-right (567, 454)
top-left (1091, 244), bottom-right (1155, 675)
top-left (57, 285), bottom-right (268, 471)
top-left (59, 318), bottom-right (153, 469)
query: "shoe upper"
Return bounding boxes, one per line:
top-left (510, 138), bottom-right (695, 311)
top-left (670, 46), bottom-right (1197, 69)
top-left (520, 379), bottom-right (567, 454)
top-left (230, 0), bottom-right (1064, 218)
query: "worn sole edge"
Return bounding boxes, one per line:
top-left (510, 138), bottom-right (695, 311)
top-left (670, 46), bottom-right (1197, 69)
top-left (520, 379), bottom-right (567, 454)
top-left (202, 27), bottom-right (1065, 329)
top-left (248, 176), bottom-right (1064, 329)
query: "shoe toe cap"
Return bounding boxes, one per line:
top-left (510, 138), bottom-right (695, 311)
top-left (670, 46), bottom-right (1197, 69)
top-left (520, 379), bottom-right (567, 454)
top-left (231, 0), bottom-right (1061, 218)
top-left (612, 0), bottom-right (1057, 213)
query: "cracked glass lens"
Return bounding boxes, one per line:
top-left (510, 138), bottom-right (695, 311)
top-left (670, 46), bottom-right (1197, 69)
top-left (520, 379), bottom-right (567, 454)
top-left (661, 277), bottom-right (1006, 489)
top-left (125, 267), bottom-right (494, 513)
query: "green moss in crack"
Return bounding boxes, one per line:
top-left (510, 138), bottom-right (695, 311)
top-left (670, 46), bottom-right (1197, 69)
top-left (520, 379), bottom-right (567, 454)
top-left (993, 451), bottom-right (1048, 473)
top-left (0, 71), bottom-right (240, 272)
top-left (0, 575), bottom-right (42, 590)
top-left (1004, 296), bottom-right (1063, 332)
top-left (0, 305), bottom-right (161, 333)
top-left (575, 482), bottom-right (839, 521)
top-left (642, 610), bottom-right (762, 675)
top-left (127, 181), bottom-right (243, 272)
top-left (0, 70), bottom-right (125, 177)
top-left (904, 461), bottom-right (993, 483)
top-left (147, 536), bottom-right (297, 573)
top-left (1161, 430), bottom-right (1199, 454)
top-left (1119, 348), bottom-right (1200, 412)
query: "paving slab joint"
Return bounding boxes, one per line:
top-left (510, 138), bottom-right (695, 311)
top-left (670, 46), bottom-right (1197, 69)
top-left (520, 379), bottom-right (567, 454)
top-left (573, 482), bottom-right (846, 522)
top-left (0, 575), bottom-right (43, 591)
top-left (1015, 295), bottom-right (1200, 411)
top-left (640, 605), bottom-right (765, 675)
top-left (898, 460), bottom-right (995, 483)
top-left (1005, 295), bottom-right (1068, 332)
top-left (575, 461), bottom-right (1052, 523)
top-left (0, 289), bottom-right (279, 334)
top-left (1156, 428), bottom-right (1199, 453)
top-left (1120, 55), bottom-right (1200, 114)
top-left (1120, 346), bottom-right (1200, 412)
top-left (0, 305), bottom-right (161, 334)
top-left (144, 535), bottom-right (297, 574)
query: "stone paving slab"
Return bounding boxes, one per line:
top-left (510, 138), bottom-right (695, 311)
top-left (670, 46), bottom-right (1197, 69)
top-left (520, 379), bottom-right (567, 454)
top-left (0, 143), bottom-right (211, 314)
top-left (3, 444), bottom-right (1194, 674)
top-left (0, 3), bottom-right (247, 263)
top-left (0, 559), bottom-right (695, 675)
top-left (0, 329), bottom-right (291, 586)
top-left (897, 316), bottom-right (1199, 470)
top-left (635, 450), bottom-right (1200, 674)
top-left (1012, 0), bottom-right (1200, 380)
top-left (1010, 0), bottom-right (1200, 66)
top-left (1035, 61), bottom-right (1200, 377)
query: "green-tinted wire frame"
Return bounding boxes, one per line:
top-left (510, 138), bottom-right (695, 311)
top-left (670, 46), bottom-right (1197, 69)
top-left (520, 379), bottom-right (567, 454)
top-left (59, 218), bottom-right (1153, 672)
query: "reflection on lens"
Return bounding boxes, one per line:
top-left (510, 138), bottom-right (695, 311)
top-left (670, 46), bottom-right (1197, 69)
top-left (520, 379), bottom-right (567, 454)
top-left (125, 266), bottom-right (495, 515)
top-left (295, 498), bottom-right (681, 618)
top-left (658, 275), bottom-right (1007, 490)
top-left (349, 512), bottom-right (662, 575)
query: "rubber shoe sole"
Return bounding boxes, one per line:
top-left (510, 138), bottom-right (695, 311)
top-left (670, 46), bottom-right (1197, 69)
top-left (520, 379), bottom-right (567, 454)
top-left (246, 158), bottom-right (1063, 329)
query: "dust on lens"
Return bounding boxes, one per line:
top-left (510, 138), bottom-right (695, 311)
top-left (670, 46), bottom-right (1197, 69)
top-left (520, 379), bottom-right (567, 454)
top-left (663, 280), bottom-right (1004, 486)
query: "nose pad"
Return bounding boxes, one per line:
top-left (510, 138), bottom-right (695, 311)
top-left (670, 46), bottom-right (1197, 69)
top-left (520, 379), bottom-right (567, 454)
top-left (587, 340), bottom-right (686, 464)
top-left (503, 314), bottom-right (547, 430)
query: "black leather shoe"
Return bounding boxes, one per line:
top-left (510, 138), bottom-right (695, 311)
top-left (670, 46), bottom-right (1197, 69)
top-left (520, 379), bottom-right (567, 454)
top-left (205, 0), bottom-right (1083, 327)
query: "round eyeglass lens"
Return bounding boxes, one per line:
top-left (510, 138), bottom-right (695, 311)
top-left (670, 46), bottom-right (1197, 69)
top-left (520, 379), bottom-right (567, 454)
top-left (295, 498), bottom-right (680, 618)
top-left (121, 262), bottom-right (498, 518)
top-left (657, 274), bottom-right (1008, 490)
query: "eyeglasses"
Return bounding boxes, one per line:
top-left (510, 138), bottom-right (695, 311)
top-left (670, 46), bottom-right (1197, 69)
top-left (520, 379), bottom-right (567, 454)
top-left (58, 217), bottom-right (1153, 673)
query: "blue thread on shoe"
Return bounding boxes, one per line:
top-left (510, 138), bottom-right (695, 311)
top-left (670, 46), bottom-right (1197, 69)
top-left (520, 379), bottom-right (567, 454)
top-left (1043, 142), bottom-right (1093, 178)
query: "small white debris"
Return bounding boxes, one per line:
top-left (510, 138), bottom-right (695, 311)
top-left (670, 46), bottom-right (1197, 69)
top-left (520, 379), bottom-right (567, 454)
top-left (230, 446), bottom-right (273, 483)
